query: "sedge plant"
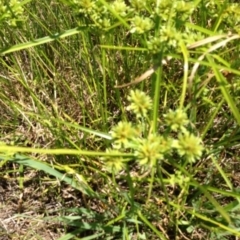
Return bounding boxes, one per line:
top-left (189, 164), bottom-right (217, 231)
top-left (1, 0), bottom-right (240, 239)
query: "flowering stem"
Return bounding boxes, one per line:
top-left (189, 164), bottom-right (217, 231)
top-left (147, 167), bottom-right (155, 203)
top-left (152, 54), bottom-right (163, 132)
top-left (179, 41), bottom-right (189, 109)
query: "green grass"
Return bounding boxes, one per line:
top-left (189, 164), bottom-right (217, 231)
top-left (1, 0), bottom-right (240, 239)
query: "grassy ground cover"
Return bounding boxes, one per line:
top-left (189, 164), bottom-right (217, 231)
top-left (1, 0), bottom-right (240, 239)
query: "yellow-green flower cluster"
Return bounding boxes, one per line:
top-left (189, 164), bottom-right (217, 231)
top-left (0, 0), bottom-right (24, 26)
top-left (173, 132), bottom-right (204, 163)
top-left (129, 0), bottom-right (147, 11)
top-left (155, 0), bottom-right (194, 21)
top-left (127, 89), bottom-right (152, 118)
top-left (164, 109), bottom-right (189, 131)
top-left (106, 90), bottom-right (204, 174)
top-left (68, 0), bottom-right (232, 56)
top-left (102, 149), bottom-right (126, 174)
top-left (169, 170), bottom-right (190, 188)
top-left (130, 16), bottom-right (153, 34)
top-left (110, 121), bottom-right (139, 149)
top-left (222, 3), bottom-right (240, 26)
top-left (111, 0), bottom-right (129, 17)
top-left (134, 134), bottom-right (172, 167)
